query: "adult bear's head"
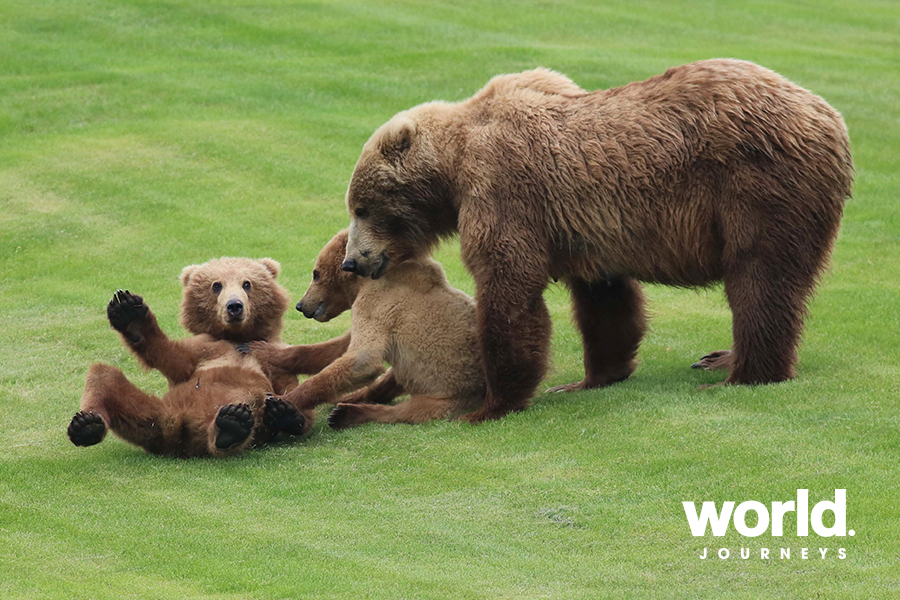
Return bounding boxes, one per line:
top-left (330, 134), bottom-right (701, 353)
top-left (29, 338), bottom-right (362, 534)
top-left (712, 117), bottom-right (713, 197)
top-left (343, 105), bottom-right (458, 279)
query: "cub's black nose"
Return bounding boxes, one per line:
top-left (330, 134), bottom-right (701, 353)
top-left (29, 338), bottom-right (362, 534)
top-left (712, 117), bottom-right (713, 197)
top-left (226, 299), bottom-right (244, 317)
top-left (296, 300), bottom-right (304, 313)
top-left (341, 258), bottom-right (357, 273)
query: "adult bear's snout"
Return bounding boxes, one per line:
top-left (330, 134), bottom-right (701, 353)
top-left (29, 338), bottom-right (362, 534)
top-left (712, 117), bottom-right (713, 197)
top-left (341, 258), bottom-right (358, 274)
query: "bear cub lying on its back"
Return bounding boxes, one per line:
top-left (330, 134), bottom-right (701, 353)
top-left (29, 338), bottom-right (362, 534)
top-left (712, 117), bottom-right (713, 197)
top-left (247, 229), bottom-right (485, 429)
top-left (67, 257), bottom-right (350, 457)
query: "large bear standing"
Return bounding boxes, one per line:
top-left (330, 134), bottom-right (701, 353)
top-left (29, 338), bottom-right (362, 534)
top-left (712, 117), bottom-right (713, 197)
top-left (341, 59), bottom-right (853, 423)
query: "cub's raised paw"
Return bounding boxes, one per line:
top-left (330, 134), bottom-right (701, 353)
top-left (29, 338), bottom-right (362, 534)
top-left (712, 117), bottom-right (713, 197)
top-left (264, 395), bottom-right (306, 436)
top-left (107, 290), bottom-right (149, 338)
top-left (68, 411), bottom-right (107, 447)
top-left (214, 403), bottom-right (253, 450)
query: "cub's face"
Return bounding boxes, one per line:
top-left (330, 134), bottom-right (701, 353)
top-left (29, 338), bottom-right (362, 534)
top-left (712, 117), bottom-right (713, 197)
top-left (297, 230), bottom-right (359, 322)
top-left (179, 258), bottom-right (289, 343)
top-left (343, 108), bottom-right (456, 279)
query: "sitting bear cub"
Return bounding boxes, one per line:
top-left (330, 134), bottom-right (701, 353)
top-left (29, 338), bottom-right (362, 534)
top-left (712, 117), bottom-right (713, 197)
top-left (67, 257), bottom-right (350, 457)
top-left (248, 230), bottom-right (485, 429)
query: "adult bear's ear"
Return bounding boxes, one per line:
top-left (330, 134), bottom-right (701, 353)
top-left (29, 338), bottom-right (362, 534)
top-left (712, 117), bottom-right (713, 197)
top-left (379, 115), bottom-right (417, 163)
top-left (258, 258), bottom-right (281, 279)
top-left (180, 264), bottom-right (199, 286)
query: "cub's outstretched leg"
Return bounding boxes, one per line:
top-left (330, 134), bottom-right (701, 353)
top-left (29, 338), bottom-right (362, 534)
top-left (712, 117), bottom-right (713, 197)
top-left (327, 395), bottom-right (454, 430)
top-left (547, 276), bottom-right (646, 392)
top-left (337, 370), bottom-right (404, 405)
top-left (281, 349), bottom-right (385, 411)
top-left (107, 290), bottom-right (201, 384)
top-left (243, 332), bottom-right (352, 376)
top-left (70, 363), bottom-right (168, 453)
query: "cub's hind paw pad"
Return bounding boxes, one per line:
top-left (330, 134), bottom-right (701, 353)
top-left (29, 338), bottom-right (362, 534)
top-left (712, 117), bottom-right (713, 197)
top-left (264, 396), bottom-right (306, 436)
top-left (68, 411), bottom-right (106, 447)
top-left (215, 403), bottom-right (253, 449)
top-left (107, 290), bottom-right (148, 334)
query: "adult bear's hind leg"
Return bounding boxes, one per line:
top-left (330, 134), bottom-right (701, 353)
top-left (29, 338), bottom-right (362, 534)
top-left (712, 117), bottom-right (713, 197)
top-left (547, 276), bottom-right (646, 393)
top-left (721, 258), bottom-right (812, 385)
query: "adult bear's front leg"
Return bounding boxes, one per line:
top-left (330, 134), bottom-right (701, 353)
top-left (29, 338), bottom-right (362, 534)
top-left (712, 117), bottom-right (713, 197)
top-left (547, 276), bottom-right (646, 392)
top-left (460, 273), bottom-right (551, 423)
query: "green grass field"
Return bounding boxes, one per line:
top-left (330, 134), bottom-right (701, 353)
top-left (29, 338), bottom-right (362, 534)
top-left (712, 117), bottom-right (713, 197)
top-left (1, 1), bottom-right (898, 598)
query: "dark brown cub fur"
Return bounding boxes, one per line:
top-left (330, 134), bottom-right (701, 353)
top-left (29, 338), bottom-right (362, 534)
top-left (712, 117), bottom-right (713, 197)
top-left (68, 258), bottom-right (349, 457)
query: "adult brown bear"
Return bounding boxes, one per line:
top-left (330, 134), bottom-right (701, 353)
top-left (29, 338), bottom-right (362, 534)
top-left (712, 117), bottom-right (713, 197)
top-left (340, 59), bottom-right (853, 423)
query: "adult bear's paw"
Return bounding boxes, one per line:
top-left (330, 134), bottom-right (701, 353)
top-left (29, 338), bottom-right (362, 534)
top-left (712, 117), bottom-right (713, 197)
top-left (263, 395), bottom-right (306, 436)
top-left (107, 290), bottom-right (149, 340)
top-left (691, 350), bottom-right (732, 371)
top-left (546, 371), bottom-right (632, 393)
top-left (214, 403), bottom-right (254, 450)
top-left (68, 411), bottom-right (107, 447)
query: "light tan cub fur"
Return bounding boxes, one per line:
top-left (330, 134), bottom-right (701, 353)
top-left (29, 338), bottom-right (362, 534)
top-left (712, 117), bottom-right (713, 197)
top-left (262, 230), bottom-right (484, 428)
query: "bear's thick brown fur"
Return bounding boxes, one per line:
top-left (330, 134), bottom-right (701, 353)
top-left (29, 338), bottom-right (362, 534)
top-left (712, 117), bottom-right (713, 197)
top-left (340, 59), bottom-right (853, 422)
top-left (250, 230), bottom-right (484, 428)
top-left (68, 258), bottom-right (350, 457)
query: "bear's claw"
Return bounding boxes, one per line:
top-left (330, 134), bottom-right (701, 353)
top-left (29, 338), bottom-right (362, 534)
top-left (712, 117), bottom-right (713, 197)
top-left (107, 290), bottom-right (149, 340)
top-left (214, 403), bottom-right (254, 450)
top-left (264, 395), bottom-right (306, 436)
top-left (68, 411), bottom-right (107, 447)
top-left (692, 350), bottom-right (732, 371)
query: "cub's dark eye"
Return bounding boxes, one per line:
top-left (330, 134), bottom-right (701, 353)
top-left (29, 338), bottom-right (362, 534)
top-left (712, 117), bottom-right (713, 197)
top-left (355, 207), bottom-right (368, 218)
top-left (212, 282), bottom-right (222, 294)
top-left (242, 281), bottom-right (251, 292)
top-left (312, 269), bottom-right (320, 282)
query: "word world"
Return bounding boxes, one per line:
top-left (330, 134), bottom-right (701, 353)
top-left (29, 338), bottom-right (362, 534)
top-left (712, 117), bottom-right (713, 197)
top-left (683, 489), bottom-right (853, 537)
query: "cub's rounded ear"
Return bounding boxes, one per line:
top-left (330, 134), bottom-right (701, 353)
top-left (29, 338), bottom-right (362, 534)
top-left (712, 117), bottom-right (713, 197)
top-left (379, 115), bottom-right (417, 163)
top-left (259, 258), bottom-right (281, 278)
top-left (180, 264), bottom-right (199, 286)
